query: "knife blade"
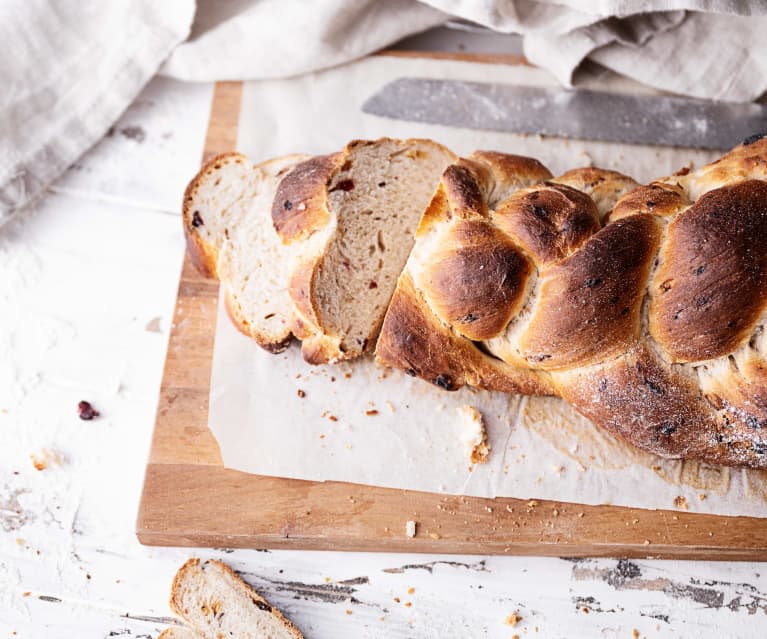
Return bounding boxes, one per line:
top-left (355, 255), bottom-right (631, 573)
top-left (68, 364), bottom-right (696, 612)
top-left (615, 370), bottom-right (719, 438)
top-left (362, 77), bottom-right (767, 150)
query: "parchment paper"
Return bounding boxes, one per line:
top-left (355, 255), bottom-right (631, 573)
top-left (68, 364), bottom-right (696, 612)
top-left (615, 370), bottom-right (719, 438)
top-left (208, 55), bottom-right (767, 517)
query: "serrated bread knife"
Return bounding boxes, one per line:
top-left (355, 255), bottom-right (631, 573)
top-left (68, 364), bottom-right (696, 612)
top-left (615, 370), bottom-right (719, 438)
top-left (362, 77), bottom-right (767, 150)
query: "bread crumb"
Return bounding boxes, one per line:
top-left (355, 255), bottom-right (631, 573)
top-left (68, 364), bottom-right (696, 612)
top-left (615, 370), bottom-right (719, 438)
top-left (365, 409), bottom-right (379, 416)
top-left (457, 405), bottom-right (490, 464)
top-left (385, 401), bottom-right (395, 412)
top-left (505, 611), bottom-right (522, 627)
top-left (527, 500), bottom-right (538, 508)
top-left (328, 415), bottom-right (338, 422)
top-left (407, 587), bottom-right (415, 595)
top-left (673, 495), bottom-right (689, 510)
top-left (429, 532), bottom-right (441, 540)
top-left (30, 449), bottom-right (62, 471)
top-left (699, 493), bottom-right (707, 501)
top-left (344, 372), bottom-right (352, 379)
top-left (406, 520), bottom-right (416, 538)
top-left (577, 512), bottom-right (584, 518)
top-left (345, 609), bottom-right (352, 615)
top-left (552, 508), bottom-right (559, 517)
top-left (297, 389), bottom-right (305, 398)
top-left (404, 601), bottom-right (412, 607)
top-left (394, 597), bottom-right (400, 603)
top-left (632, 630), bottom-right (640, 639)
top-left (643, 539), bottom-right (651, 545)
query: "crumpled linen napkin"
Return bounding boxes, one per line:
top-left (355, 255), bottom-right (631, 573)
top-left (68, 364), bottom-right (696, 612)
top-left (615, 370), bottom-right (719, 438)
top-left (3, 0), bottom-right (767, 226)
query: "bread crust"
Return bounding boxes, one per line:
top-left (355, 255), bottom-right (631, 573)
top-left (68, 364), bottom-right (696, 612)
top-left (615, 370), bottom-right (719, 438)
top-left (650, 180), bottom-right (767, 362)
top-left (272, 153), bottom-right (343, 242)
top-left (378, 139), bottom-right (767, 468)
top-left (376, 272), bottom-right (554, 395)
top-left (518, 214), bottom-right (661, 370)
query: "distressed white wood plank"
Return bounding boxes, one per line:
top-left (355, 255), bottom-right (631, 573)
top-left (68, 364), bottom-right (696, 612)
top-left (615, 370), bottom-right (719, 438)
top-left (51, 77), bottom-right (213, 214)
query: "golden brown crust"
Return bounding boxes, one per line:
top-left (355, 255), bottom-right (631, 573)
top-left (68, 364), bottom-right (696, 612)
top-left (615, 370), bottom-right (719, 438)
top-left (376, 272), bottom-right (554, 395)
top-left (379, 141), bottom-right (767, 468)
top-left (556, 345), bottom-right (767, 468)
top-left (272, 153), bottom-right (343, 242)
top-left (555, 346), bottom-right (721, 461)
top-left (519, 215), bottom-right (661, 370)
top-left (609, 181), bottom-right (687, 222)
top-left (493, 182), bottom-right (601, 265)
top-left (686, 134), bottom-right (767, 189)
top-left (418, 219), bottom-right (532, 341)
top-left (468, 151), bottom-right (553, 205)
top-left (440, 163), bottom-right (487, 218)
top-left (650, 180), bottom-right (767, 362)
top-left (553, 168), bottom-right (638, 221)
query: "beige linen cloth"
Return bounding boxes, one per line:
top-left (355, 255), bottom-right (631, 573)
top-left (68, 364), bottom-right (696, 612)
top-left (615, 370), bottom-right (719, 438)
top-left (2, 0), bottom-right (767, 225)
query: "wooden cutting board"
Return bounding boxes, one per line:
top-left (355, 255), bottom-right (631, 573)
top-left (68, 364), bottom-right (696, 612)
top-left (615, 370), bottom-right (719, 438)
top-left (136, 70), bottom-right (767, 560)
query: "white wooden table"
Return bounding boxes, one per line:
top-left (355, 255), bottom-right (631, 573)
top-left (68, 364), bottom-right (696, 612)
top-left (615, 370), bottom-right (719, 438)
top-left (2, 76), bottom-right (767, 639)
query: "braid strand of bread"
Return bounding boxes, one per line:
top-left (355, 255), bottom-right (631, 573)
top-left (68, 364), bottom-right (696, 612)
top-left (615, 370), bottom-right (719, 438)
top-left (376, 136), bottom-right (767, 469)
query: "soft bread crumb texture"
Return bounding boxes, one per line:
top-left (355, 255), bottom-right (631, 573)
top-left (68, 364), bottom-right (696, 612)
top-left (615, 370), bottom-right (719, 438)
top-left (169, 558), bottom-right (304, 639)
top-left (183, 153), bottom-right (308, 350)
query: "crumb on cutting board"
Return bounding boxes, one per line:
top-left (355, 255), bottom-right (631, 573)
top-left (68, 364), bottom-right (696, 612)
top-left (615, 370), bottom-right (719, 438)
top-left (405, 520), bottom-right (416, 538)
top-left (457, 405), bottom-right (490, 464)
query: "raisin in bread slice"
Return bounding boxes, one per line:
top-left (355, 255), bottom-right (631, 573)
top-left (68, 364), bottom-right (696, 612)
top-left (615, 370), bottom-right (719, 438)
top-left (273, 138), bottom-right (456, 364)
top-left (183, 152), bottom-right (309, 352)
top-left (169, 558), bottom-right (304, 639)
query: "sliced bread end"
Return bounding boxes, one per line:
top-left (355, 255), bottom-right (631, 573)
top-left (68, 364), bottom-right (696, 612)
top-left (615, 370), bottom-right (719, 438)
top-left (169, 558), bottom-right (304, 639)
top-left (183, 152), bottom-right (309, 352)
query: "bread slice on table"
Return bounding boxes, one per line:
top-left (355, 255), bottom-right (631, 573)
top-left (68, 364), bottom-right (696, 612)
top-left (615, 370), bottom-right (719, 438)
top-left (272, 138), bottom-right (456, 364)
top-left (183, 151), bottom-right (309, 353)
top-left (169, 558), bottom-right (304, 639)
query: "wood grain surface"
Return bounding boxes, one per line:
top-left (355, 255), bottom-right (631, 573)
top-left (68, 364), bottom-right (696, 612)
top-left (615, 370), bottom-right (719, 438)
top-left (136, 80), bottom-right (767, 559)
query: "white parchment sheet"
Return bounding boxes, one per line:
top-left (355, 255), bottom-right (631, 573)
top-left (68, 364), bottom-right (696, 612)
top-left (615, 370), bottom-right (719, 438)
top-left (207, 55), bottom-right (767, 517)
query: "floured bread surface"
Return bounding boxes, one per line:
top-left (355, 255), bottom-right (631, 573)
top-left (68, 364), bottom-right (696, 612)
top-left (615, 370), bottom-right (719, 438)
top-left (170, 559), bottom-right (304, 639)
top-left (274, 138), bottom-right (456, 364)
top-left (183, 152), bottom-right (308, 352)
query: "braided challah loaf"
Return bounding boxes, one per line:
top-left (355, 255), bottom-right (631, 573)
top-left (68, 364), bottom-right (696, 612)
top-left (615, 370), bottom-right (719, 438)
top-left (376, 136), bottom-right (767, 469)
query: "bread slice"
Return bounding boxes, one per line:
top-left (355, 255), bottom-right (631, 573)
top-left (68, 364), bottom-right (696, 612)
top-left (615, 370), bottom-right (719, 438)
top-left (158, 626), bottom-right (197, 639)
top-left (183, 152), bottom-right (309, 352)
top-left (169, 558), bottom-right (304, 639)
top-left (272, 138), bottom-right (456, 364)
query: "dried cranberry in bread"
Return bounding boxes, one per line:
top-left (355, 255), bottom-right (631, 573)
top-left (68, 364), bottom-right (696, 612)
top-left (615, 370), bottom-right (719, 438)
top-left (377, 137), bottom-right (767, 469)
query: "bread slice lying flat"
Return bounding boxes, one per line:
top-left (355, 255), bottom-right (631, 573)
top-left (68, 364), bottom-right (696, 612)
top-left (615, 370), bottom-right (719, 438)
top-left (183, 152), bottom-right (309, 352)
top-left (273, 138), bottom-right (456, 363)
top-left (169, 558), bottom-right (304, 639)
